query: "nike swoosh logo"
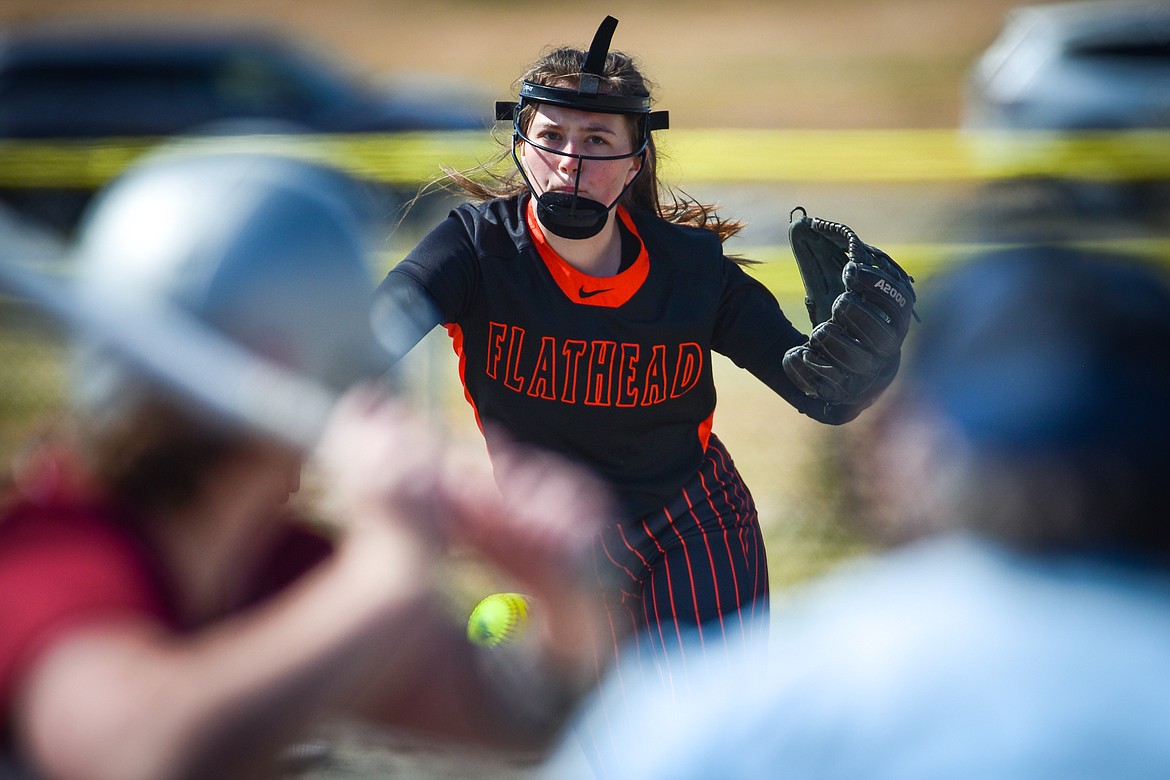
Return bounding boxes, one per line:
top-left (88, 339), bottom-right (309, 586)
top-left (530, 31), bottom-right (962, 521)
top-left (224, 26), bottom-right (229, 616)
top-left (578, 286), bottom-right (613, 299)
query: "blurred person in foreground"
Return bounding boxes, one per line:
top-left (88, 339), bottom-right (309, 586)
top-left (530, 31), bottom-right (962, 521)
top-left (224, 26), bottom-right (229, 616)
top-left (0, 150), bottom-right (611, 780)
top-left (543, 243), bottom-right (1170, 779)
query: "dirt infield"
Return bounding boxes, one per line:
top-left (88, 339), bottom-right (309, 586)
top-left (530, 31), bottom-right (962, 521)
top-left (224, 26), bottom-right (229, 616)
top-left (286, 719), bottom-right (538, 779)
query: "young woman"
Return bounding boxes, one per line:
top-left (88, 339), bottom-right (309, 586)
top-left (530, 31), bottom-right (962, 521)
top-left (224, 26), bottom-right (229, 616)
top-left (371, 17), bottom-right (905, 675)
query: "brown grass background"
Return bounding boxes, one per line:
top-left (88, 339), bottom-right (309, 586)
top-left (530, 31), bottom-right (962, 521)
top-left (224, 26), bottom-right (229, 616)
top-left (0, 0), bottom-right (1027, 128)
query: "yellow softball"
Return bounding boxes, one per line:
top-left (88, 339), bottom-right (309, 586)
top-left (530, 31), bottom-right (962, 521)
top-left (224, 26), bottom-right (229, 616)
top-left (466, 592), bottom-right (531, 647)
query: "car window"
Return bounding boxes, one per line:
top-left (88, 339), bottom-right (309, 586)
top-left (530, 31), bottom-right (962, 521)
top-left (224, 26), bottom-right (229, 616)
top-left (1070, 40), bottom-right (1170, 61)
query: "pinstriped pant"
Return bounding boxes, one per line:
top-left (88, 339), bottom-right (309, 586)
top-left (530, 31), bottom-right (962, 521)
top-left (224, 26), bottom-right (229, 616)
top-left (597, 434), bottom-right (771, 684)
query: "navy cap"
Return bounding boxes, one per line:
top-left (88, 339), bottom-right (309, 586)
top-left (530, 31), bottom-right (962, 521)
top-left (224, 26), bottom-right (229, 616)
top-left (903, 245), bottom-right (1170, 457)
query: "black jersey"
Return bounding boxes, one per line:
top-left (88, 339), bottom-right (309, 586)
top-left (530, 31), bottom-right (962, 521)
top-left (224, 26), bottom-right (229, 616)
top-left (378, 194), bottom-right (851, 516)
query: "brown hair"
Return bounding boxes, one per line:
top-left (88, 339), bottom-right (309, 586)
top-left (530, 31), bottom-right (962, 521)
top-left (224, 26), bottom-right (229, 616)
top-left (74, 394), bottom-right (242, 516)
top-left (431, 46), bottom-right (747, 248)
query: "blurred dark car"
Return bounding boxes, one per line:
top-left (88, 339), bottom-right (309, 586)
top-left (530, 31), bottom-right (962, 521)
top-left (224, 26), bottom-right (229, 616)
top-left (0, 21), bottom-right (490, 234)
top-left (962, 0), bottom-right (1170, 222)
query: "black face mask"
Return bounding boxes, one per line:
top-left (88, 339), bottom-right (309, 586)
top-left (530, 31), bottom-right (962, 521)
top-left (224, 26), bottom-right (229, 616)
top-left (534, 190), bottom-right (611, 240)
top-left (510, 137), bottom-right (646, 240)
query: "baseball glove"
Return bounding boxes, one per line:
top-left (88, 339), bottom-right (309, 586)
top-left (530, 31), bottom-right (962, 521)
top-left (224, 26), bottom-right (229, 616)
top-left (783, 207), bottom-right (917, 405)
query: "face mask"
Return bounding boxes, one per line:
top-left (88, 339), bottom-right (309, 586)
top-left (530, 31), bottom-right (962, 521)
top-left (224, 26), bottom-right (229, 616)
top-left (493, 15), bottom-right (669, 240)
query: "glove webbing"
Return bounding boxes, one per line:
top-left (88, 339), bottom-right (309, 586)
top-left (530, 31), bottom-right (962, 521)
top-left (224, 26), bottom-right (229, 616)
top-left (809, 216), bottom-right (862, 263)
top-left (809, 215), bottom-right (919, 322)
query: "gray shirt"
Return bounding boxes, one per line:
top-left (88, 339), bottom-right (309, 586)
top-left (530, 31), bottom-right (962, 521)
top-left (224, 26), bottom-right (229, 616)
top-left (547, 535), bottom-right (1170, 779)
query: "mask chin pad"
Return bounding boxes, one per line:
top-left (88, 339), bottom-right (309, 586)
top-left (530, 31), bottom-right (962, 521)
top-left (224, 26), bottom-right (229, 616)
top-left (536, 192), bottom-right (608, 239)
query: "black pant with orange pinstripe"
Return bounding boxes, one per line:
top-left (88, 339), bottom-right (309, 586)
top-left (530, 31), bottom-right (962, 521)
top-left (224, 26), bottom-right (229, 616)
top-left (597, 433), bottom-right (771, 684)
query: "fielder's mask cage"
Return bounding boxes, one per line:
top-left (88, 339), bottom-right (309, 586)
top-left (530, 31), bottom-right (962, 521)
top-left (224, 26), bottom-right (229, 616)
top-left (495, 15), bottom-right (669, 239)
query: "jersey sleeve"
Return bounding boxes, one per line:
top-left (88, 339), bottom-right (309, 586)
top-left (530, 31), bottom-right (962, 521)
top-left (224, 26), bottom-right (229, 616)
top-left (0, 507), bottom-right (171, 712)
top-left (712, 260), bottom-right (868, 425)
top-left (373, 210), bottom-right (483, 364)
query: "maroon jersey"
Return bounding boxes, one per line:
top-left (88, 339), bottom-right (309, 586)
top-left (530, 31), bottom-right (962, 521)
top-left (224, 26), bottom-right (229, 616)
top-left (0, 460), bottom-right (331, 731)
top-left (378, 194), bottom-right (854, 517)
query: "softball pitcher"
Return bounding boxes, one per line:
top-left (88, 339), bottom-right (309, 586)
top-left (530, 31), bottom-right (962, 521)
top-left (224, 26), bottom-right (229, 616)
top-left (371, 16), bottom-right (914, 679)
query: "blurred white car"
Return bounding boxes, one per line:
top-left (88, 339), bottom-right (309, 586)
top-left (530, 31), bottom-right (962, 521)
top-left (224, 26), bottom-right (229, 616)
top-left (962, 0), bottom-right (1170, 222)
top-left (964, 0), bottom-right (1170, 131)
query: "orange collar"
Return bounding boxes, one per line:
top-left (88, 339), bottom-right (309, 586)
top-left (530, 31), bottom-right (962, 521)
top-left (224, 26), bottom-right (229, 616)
top-left (526, 199), bottom-right (649, 308)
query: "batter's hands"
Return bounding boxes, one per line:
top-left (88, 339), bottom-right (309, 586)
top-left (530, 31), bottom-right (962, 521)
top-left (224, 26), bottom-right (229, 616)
top-left (311, 383), bottom-right (446, 539)
top-left (312, 385), bottom-right (614, 673)
top-left (439, 424), bottom-right (615, 677)
top-left (444, 424), bottom-right (609, 589)
top-left (313, 385), bottom-right (612, 575)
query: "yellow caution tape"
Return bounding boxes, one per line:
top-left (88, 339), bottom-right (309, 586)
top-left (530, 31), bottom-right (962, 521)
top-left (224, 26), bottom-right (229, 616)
top-left (661, 129), bottom-right (1170, 183)
top-left (0, 129), bottom-right (1167, 189)
top-left (740, 237), bottom-right (1170, 299)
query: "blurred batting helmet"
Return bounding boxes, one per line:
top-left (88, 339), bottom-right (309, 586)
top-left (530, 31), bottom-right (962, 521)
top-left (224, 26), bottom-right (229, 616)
top-left (70, 149), bottom-right (391, 449)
